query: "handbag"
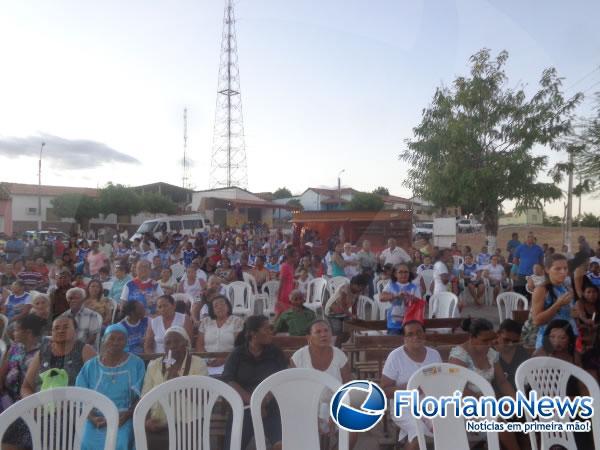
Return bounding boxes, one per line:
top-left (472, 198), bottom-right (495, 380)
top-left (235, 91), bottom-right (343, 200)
top-left (403, 297), bottom-right (426, 324)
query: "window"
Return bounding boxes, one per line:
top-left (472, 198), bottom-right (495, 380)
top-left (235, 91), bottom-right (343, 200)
top-left (183, 219), bottom-right (202, 229)
top-left (26, 207), bottom-right (37, 215)
top-left (169, 220), bottom-right (183, 230)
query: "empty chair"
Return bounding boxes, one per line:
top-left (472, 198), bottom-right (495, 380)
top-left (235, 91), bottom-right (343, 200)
top-left (375, 278), bottom-right (389, 295)
top-left (226, 281), bottom-right (255, 318)
top-left (515, 357), bottom-right (600, 450)
top-left (407, 363), bottom-right (500, 450)
top-left (303, 277), bottom-right (328, 316)
top-left (428, 292), bottom-right (458, 319)
top-left (250, 368), bottom-right (349, 450)
top-left (327, 276), bottom-right (349, 297)
top-left (496, 292), bottom-right (528, 321)
top-left (133, 375), bottom-right (244, 450)
top-left (373, 293), bottom-right (391, 320)
top-left (0, 387), bottom-right (119, 450)
top-left (356, 295), bottom-right (377, 320)
top-left (261, 280), bottom-right (279, 317)
top-left (243, 272), bottom-right (266, 314)
top-left (420, 269), bottom-right (434, 298)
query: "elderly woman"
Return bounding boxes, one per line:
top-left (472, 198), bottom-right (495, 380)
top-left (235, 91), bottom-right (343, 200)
top-left (141, 326), bottom-right (208, 450)
top-left (21, 315), bottom-right (96, 397)
top-left (0, 315), bottom-right (46, 448)
top-left (380, 320), bottom-right (442, 450)
top-left (222, 315), bottom-right (287, 450)
top-left (76, 324), bottom-right (146, 450)
top-left (144, 295), bottom-right (193, 354)
top-left (30, 293), bottom-right (52, 336)
top-left (195, 295), bottom-right (243, 367)
top-left (85, 279), bottom-right (114, 325)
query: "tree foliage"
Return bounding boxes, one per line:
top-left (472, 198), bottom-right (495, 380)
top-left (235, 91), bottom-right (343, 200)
top-left (372, 186), bottom-right (390, 196)
top-left (98, 183), bottom-right (142, 216)
top-left (51, 194), bottom-right (99, 229)
top-left (580, 212), bottom-right (600, 227)
top-left (273, 187), bottom-right (292, 199)
top-left (140, 193), bottom-right (178, 215)
top-left (346, 192), bottom-right (384, 211)
top-left (286, 199), bottom-right (304, 211)
top-left (575, 93), bottom-right (600, 182)
top-left (401, 49), bottom-right (582, 238)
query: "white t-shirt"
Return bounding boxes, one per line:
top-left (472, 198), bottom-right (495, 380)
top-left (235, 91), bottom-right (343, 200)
top-left (343, 252), bottom-right (359, 277)
top-left (150, 312), bottom-right (186, 353)
top-left (432, 261), bottom-right (449, 294)
top-left (180, 278), bottom-right (203, 299)
top-left (485, 263), bottom-right (505, 282)
top-left (381, 247), bottom-right (411, 266)
top-left (291, 346), bottom-right (348, 383)
top-left (382, 346), bottom-right (442, 387)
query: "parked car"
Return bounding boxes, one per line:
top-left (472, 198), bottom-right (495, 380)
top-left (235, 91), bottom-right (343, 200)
top-left (413, 222), bottom-right (434, 238)
top-left (457, 219), bottom-right (482, 233)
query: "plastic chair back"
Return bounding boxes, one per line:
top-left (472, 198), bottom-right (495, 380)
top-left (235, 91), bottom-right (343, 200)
top-left (420, 269), bottom-right (434, 297)
top-left (496, 292), bottom-right (528, 321)
top-left (428, 292), bottom-right (458, 319)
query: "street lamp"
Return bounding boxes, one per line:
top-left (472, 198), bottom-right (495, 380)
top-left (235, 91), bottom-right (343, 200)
top-left (38, 142), bottom-right (46, 232)
top-left (337, 169), bottom-right (345, 210)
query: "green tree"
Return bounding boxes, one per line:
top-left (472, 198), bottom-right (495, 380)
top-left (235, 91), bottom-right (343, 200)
top-left (576, 93), bottom-right (600, 182)
top-left (580, 213), bottom-right (600, 227)
top-left (401, 49), bottom-right (581, 250)
top-left (286, 198), bottom-right (304, 211)
top-left (372, 186), bottom-right (390, 196)
top-left (98, 183), bottom-right (142, 217)
top-left (51, 194), bottom-right (99, 230)
top-left (273, 187), bottom-right (292, 199)
top-left (346, 192), bottom-right (384, 211)
top-left (140, 193), bottom-right (178, 215)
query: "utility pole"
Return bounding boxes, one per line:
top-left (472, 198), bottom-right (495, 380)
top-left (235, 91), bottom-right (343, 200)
top-left (565, 151), bottom-right (574, 253)
top-left (37, 142), bottom-right (46, 232)
top-left (209, 0), bottom-right (248, 189)
top-left (337, 169), bottom-right (345, 210)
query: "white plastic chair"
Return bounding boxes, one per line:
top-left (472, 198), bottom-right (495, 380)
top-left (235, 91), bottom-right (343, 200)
top-left (261, 280), bottom-right (279, 317)
top-left (515, 357), bottom-right (600, 450)
top-left (170, 262), bottom-right (186, 282)
top-left (420, 269), bottom-right (434, 297)
top-left (407, 363), bottom-right (500, 450)
top-left (373, 293), bottom-right (391, 320)
top-left (327, 276), bottom-right (349, 297)
top-left (0, 387), bottom-right (118, 450)
top-left (375, 278), bottom-right (388, 295)
top-left (133, 375), bottom-right (244, 450)
top-left (226, 281), bottom-right (255, 318)
top-left (243, 272), bottom-right (267, 314)
top-left (428, 292), bottom-right (458, 319)
top-left (303, 277), bottom-right (328, 316)
top-left (172, 292), bottom-right (194, 305)
top-left (356, 295), bottom-right (377, 320)
top-left (452, 255), bottom-right (464, 268)
top-left (496, 292), bottom-right (528, 321)
top-left (250, 368), bottom-right (349, 450)
top-left (108, 299), bottom-right (119, 324)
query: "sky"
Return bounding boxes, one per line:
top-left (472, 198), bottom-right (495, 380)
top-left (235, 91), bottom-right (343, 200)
top-left (0, 0), bottom-right (599, 216)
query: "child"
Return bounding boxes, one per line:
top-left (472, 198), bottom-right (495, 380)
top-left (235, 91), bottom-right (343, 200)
top-left (526, 264), bottom-right (546, 292)
top-left (296, 268), bottom-right (312, 296)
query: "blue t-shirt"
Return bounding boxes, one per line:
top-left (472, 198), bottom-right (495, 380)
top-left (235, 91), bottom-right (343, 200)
top-left (5, 293), bottom-right (31, 320)
top-left (77, 247), bottom-right (90, 263)
top-left (120, 317), bottom-right (149, 354)
top-left (384, 282), bottom-right (421, 331)
top-left (182, 249), bottom-right (198, 268)
top-left (507, 239), bottom-right (521, 262)
top-left (477, 253), bottom-right (491, 266)
top-left (462, 263), bottom-right (479, 278)
top-left (587, 273), bottom-right (600, 287)
top-left (515, 243), bottom-right (544, 276)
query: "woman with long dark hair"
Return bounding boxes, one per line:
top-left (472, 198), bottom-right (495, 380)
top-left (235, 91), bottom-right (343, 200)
top-left (222, 315), bottom-right (287, 450)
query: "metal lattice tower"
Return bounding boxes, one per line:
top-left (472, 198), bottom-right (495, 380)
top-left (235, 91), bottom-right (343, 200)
top-left (209, 0), bottom-right (248, 189)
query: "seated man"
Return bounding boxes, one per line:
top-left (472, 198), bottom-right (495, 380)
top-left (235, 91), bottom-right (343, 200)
top-left (274, 289), bottom-right (316, 336)
top-left (483, 255), bottom-right (508, 303)
top-left (459, 254), bottom-right (484, 305)
top-left (60, 286), bottom-right (102, 349)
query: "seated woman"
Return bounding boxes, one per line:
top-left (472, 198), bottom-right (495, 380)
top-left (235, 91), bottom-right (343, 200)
top-left (195, 295), bottom-right (243, 367)
top-left (380, 320), bottom-right (442, 450)
top-left (158, 268), bottom-right (177, 296)
top-left (449, 318), bottom-right (519, 450)
top-left (380, 264), bottom-right (422, 335)
top-left (222, 315), bottom-right (288, 450)
top-left (84, 279), bottom-right (114, 326)
top-left (21, 316), bottom-right (96, 396)
top-left (0, 314), bottom-right (46, 449)
top-left (532, 319), bottom-right (581, 365)
top-left (494, 319), bottom-right (530, 391)
top-left (178, 267), bottom-right (204, 300)
top-left (144, 295), bottom-right (193, 354)
top-left (141, 326), bottom-right (208, 450)
top-left (76, 324), bottom-right (146, 450)
top-left (119, 300), bottom-right (149, 355)
top-left (324, 274), bottom-right (369, 343)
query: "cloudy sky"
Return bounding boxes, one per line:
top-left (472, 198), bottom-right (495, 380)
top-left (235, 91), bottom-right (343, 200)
top-left (1, 0), bottom-right (599, 215)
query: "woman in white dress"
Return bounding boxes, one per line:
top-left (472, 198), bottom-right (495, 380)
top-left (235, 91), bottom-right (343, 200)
top-left (380, 320), bottom-right (442, 450)
top-left (144, 295), bottom-right (193, 353)
top-left (178, 267), bottom-right (204, 300)
top-left (195, 295), bottom-right (243, 367)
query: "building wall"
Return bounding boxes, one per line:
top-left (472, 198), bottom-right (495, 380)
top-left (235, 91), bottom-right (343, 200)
top-left (0, 199), bottom-right (12, 234)
top-left (191, 188), bottom-right (266, 211)
top-left (299, 190), bottom-right (320, 211)
top-left (499, 209), bottom-right (543, 226)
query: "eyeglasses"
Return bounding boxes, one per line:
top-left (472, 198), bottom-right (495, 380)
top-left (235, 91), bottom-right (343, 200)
top-left (397, 270), bottom-right (409, 274)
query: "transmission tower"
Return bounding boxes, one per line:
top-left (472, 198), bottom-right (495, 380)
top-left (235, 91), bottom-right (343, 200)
top-left (182, 107), bottom-right (190, 189)
top-left (209, 0), bottom-right (248, 189)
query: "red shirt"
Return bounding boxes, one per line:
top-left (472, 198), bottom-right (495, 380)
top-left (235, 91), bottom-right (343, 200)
top-left (276, 262), bottom-right (295, 315)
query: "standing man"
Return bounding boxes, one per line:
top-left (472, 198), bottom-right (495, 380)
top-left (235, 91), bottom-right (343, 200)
top-left (380, 238), bottom-right (411, 267)
top-left (513, 232), bottom-right (544, 297)
top-left (506, 232), bottom-right (521, 264)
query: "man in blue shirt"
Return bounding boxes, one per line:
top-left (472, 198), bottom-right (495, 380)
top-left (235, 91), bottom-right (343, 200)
top-left (506, 232), bottom-right (521, 264)
top-left (513, 232), bottom-right (544, 296)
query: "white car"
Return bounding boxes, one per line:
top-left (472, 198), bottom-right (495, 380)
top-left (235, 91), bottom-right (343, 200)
top-left (413, 222), bottom-right (434, 237)
top-left (457, 219), bottom-right (482, 233)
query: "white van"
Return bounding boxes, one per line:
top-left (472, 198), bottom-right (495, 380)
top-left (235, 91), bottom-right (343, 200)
top-left (132, 214), bottom-right (209, 241)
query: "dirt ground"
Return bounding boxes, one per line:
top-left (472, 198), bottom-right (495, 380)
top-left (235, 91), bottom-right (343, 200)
top-left (453, 225), bottom-right (600, 253)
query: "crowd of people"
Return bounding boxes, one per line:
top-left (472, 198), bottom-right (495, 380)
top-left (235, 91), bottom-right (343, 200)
top-left (0, 226), bottom-right (599, 449)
